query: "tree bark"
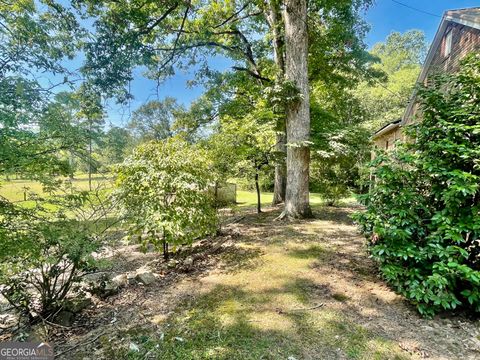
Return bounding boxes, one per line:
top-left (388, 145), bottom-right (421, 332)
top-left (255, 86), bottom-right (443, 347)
top-left (163, 235), bottom-right (169, 261)
top-left (281, 0), bottom-right (312, 218)
top-left (268, 0), bottom-right (287, 205)
top-left (272, 129), bottom-right (287, 204)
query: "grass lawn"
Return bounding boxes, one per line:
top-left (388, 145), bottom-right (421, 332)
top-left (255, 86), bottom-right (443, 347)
top-left (91, 205), bottom-right (414, 360)
top-left (1, 177), bottom-right (356, 207)
top-left (236, 190), bottom-right (355, 208)
top-left (0, 174), bottom-right (113, 203)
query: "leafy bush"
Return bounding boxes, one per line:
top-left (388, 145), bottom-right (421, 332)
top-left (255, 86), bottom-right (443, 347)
top-left (310, 161), bottom-right (351, 206)
top-left (354, 53), bottom-right (480, 317)
top-left (114, 137), bottom-right (218, 259)
top-left (0, 187), bottom-right (108, 321)
top-left (310, 128), bottom-right (368, 205)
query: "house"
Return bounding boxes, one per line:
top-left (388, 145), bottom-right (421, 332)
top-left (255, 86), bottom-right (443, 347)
top-left (373, 7), bottom-right (480, 150)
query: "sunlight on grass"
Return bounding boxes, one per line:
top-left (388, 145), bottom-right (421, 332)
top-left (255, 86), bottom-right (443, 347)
top-left (236, 190), bottom-right (324, 208)
top-left (2, 178), bottom-right (355, 209)
top-left (0, 174), bottom-right (113, 202)
top-left (102, 216), bottom-right (409, 360)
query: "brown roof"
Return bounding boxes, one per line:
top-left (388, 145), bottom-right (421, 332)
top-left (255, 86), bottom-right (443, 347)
top-left (446, 7), bottom-right (480, 28)
top-left (373, 119), bottom-right (401, 139)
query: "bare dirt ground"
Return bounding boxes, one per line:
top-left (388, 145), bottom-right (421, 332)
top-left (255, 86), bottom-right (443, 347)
top-left (2, 205), bottom-right (480, 359)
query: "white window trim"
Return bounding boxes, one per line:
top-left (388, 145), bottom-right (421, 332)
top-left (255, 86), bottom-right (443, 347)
top-left (444, 30), bottom-right (453, 57)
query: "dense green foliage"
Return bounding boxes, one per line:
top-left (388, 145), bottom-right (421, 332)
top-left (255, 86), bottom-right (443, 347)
top-left (355, 54), bottom-right (480, 317)
top-left (356, 30), bottom-right (427, 131)
top-left (207, 108), bottom-right (276, 212)
top-left (309, 82), bottom-right (371, 204)
top-left (0, 0), bottom-right (86, 176)
top-left (0, 188), bottom-right (108, 318)
top-left (307, 30), bottom-right (426, 204)
top-left (0, 1), bottom-right (115, 322)
top-left (127, 98), bottom-right (178, 142)
top-left (115, 137), bottom-right (218, 259)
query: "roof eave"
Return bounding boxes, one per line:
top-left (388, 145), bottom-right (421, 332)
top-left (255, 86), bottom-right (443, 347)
top-left (401, 8), bottom-right (480, 125)
top-left (372, 121), bottom-right (401, 139)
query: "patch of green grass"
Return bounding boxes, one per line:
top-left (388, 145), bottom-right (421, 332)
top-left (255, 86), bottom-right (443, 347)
top-left (287, 244), bottom-right (325, 259)
top-left (235, 190), bottom-right (273, 208)
top-left (103, 286), bottom-right (300, 359)
top-left (332, 292), bottom-right (350, 302)
top-left (101, 233), bottom-right (409, 360)
top-left (104, 288), bottom-right (410, 360)
top-left (236, 190), bottom-right (324, 209)
top-left (0, 174), bottom-right (112, 202)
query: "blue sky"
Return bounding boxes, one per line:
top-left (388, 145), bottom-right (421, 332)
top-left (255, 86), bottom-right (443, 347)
top-left (106, 0), bottom-right (480, 126)
top-left (364, 0), bottom-right (480, 45)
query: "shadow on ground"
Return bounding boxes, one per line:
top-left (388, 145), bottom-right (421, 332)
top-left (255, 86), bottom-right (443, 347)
top-left (51, 205), bottom-right (480, 360)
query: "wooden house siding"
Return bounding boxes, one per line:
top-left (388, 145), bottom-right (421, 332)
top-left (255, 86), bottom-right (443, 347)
top-left (428, 23), bottom-right (480, 79)
top-left (373, 127), bottom-right (402, 152)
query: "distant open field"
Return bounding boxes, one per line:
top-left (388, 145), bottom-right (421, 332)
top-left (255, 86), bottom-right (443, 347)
top-left (0, 175), bottom-right (356, 208)
top-left (0, 174), bottom-right (113, 203)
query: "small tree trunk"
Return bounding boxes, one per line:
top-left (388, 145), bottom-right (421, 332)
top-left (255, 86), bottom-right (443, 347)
top-left (214, 181), bottom-right (219, 207)
top-left (88, 123), bottom-right (93, 192)
top-left (69, 151), bottom-right (75, 179)
top-left (282, 0), bottom-right (312, 218)
top-left (255, 170), bottom-right (262, 214)
top-left (163, 236), bottom-right (169, 261)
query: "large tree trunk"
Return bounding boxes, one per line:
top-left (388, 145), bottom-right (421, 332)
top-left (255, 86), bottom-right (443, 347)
top-left (281, 0), bottom-right (311, 218)
top-left (268, 0), bottom-right (287, 205)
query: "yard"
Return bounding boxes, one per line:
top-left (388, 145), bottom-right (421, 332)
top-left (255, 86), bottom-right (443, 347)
top-left (2, 2), bottom-right (480, 359)
top-left (1, 190), bottom-right (476, 359)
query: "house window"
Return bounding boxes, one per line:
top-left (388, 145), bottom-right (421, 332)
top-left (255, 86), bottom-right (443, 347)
top-left (444, 30), bottom-right (452, 57)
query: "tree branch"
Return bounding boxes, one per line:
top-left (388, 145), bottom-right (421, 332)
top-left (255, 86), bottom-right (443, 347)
top-left (137, 3), bottom-right (180, 36)
top-left (213, 2), bottom-right (251, 29)
top-left (232, 66), bottom-right (272, 83)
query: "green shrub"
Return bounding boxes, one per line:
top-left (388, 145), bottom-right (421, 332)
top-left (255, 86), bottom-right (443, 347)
top-left (0, 188), bottom-right (106, 320)
top-left (354, 53), bottom-right (480, 317)
top-left (310, 157), bottom-right (353, 206)
top-left (114, 137), bottom-right (218, 259)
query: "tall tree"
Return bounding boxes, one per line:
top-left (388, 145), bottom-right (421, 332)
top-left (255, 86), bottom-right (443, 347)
top-left (281, 0), bottom-right (311, 218)
top-left (100, 126), bottom-right (132, 165)
top-left (205, 97), bottom-right (276, 214)
top-left (128, 98), bottom-right (178, 142)
top-left (266, 0), bottom-right (287, 205)
top-left (0, 0), bottom-right (84, 178)
top-left (356, 30), bottom-right (427, 130)
top-left (76, 84), bottom-right (105, 190)
top-left (78, 0), bottom-right (376, 218)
